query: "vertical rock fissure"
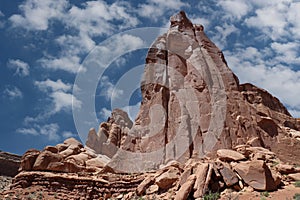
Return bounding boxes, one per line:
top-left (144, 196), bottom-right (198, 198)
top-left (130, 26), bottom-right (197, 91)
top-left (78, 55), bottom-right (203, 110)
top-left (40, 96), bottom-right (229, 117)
top-left (163, 47), bottom-right (169, 162)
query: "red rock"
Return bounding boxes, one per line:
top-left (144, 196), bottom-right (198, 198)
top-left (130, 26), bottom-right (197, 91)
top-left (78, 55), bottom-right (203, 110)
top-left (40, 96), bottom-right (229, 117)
top-left (276, 164), bottom-right (300, 174)
top-left (85, 155), bottom-right (110, 168)
top-left (288, 173), bottom-right (300, 181)
top-left (136, 175), bottom-right (155, 195)
top-left (234, 160), bottom-right (277, 191)
top-left (33, 151), bottom-right (63, 171)
top-left (175, 174), bottom-right (196, 200)
top-left (155, 167), bottom-right (180, 190)
top-left (218, 165), bottom-right (239, 187)
top-left (217, 149), bottom-right (246, 162)
top-left (19, 149), bottom-right (40, 171)
top-left (63, 138), bottom-right (83, 148)
top-left (194, 163), bottom-right (209, 198)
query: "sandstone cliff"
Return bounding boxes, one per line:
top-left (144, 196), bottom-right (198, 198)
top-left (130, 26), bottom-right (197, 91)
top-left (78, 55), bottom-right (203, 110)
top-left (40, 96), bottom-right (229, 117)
top-left (87, 11), bottom-right (300, 173)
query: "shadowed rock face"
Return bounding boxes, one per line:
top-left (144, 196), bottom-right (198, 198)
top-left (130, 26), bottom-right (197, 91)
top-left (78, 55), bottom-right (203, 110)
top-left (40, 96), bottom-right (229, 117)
top-left (0, 151), bottom-right (21, 177)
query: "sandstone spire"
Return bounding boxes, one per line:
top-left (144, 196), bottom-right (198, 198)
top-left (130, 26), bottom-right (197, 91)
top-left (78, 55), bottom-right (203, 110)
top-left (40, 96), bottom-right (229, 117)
top-left (87, 11), bottom-right (300, 173)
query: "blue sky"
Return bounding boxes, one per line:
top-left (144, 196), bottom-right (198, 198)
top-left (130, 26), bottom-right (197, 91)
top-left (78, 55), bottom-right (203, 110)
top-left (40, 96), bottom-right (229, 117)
top-left (1, 0), bottom-right (300, 155)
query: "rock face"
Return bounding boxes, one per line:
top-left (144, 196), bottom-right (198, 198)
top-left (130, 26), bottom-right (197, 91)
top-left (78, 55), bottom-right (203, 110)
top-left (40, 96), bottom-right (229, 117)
top-left (86, 108), bottom-right (133, 158)
top-left (105, 11), bottom-right (300, 172)
top-left (0, 151), bottom-right (21, 177)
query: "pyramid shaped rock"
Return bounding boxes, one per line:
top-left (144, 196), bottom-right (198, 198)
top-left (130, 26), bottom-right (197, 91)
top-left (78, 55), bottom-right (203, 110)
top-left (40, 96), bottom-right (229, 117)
top-left (102, 11), bottom-right (300, 172)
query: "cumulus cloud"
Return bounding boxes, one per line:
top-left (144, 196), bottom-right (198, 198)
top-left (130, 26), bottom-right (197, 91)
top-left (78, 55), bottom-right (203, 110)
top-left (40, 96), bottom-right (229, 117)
top-left (224, 47), bottom-right (300, 117)
top-left (17, 123), bottom-right (60, 141)
top-left (138, 0), bottom-right (189, 20)
top-left (271, 42), bottom-right (300, 65)
top-left (39, 55), bottom-right (83, 74)
top-left (213, 23), bottom-right (239, 49)
top-left (66, 1), bottom-right (138, 37)
top-left (35, 79), bottom-right (72, 92)
top-left (9, 0), bottom-right (69, 30)
top-left (50, 91), bottom-right (82, 113)
top-left (99, 76), bottom-right (124, 101)
top-left (3, 86), bottom-right (23, 100)
top-left (62, 131), bottom-right (76, 138)
top-left (217, 0), bottom-right (251, 20)
top-left (7, 59), bottom-right (30, 77)
top-left (35, 79), bottom-right (81, 113)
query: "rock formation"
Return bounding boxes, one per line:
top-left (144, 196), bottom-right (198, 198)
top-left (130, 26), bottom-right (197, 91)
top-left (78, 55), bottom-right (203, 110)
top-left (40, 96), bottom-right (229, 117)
top-left (88, 11), bottom-right (300, 173)
top-left (0, 150), bottom-right (21, 177)
top-left (2, 11), bottom-right (300, 199)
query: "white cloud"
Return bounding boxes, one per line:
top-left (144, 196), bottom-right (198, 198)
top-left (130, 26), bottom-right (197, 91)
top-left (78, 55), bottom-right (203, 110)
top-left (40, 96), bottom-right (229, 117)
top-left (7, 59), bottom-right (30, 77)
top-left (224, 47), bottom-right (300, 117)
top-left (3, 86), bottom-right (23, 100)
top-left (55, 34), bottom-right (95, 55)
top-left (9, 0), bottom-right (69, 30)
top-left (217, 0), bottom-right (251, 20)
top-left (271, 42), bottom-right (300, 65)
top-left (287, 2), bottom-right (300, 39)
top-left (213, 23), bottom-right (239, 49)
top-left (39, 55), bottom-right (82, 74)
top-left (99, 107), bottom-right (112, 120)
top-left (62, 131), bottom-right (76, 138)
top-left (66, 1), bottom-right (138, 37)
top-left (244, 1), bottom-right (292, 40)
top-left (138, 0), bottom-right (189, 20)
top-left (17, 123), bottom-right (60, 141)
top-left (35, 79), bottom-right (82, 113)
top-left (99, 76), bottom-right (124, 101)
top-left (50, 91), bottom-right (82, 113)
top-left (35, 79), bottom-right (72, 92)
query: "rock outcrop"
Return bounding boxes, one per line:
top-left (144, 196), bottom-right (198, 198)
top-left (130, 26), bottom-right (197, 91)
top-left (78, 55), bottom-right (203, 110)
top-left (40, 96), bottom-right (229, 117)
top-left (105, 11), bottom-right (300, 172)
top-left (0, 151), bottom-right (21, 177)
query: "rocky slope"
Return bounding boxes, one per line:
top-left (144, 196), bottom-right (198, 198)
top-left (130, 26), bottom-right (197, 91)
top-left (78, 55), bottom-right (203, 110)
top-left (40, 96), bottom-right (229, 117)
top-left (1, 11), bottom-right (300, 199)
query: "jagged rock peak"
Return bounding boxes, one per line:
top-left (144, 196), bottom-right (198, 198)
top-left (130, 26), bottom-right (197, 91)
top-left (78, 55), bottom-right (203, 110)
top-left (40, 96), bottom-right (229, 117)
top-left (170, 11), bottom-right (194, 31)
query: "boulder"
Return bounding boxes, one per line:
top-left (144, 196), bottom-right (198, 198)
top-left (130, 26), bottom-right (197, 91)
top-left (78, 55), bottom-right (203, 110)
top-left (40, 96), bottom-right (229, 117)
top-left (234, 160), bottom-right (277, 191)
top-left (136, 176), bottom-right (155, 195)
top-left (155, 167), bottom-right (180, 190)
top-left (85, 155), bottom-right (110, 168)
top-left (63, 138), bottom-right (83, 148)
top-left (19, 149), bottom-right (40, 171)
top-left (193, 163), bottom-right (209, 198)
top-left (217, 149), bottom-right (246, 162)
top-left (33, 151), bottom-right (63, 171)
top-left (276, 164), bottom-right (300, 174)
top-left (288, 173), bottom-right (300, 181)
top-left (218, 165), bottom-right (239, 187)
top-left (175, 174), bottom-right (196, 200)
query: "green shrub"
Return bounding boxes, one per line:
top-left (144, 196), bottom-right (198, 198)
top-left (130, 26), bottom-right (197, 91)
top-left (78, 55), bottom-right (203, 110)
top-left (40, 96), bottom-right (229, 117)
top-left (294, 181), bottom-right (300, 187)
top-left (203, 191), bottom-right (220, 200)
top-left (261, 191), bottom-right (269, 197)
top-left (294, 193), bottom-right (300, 200)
